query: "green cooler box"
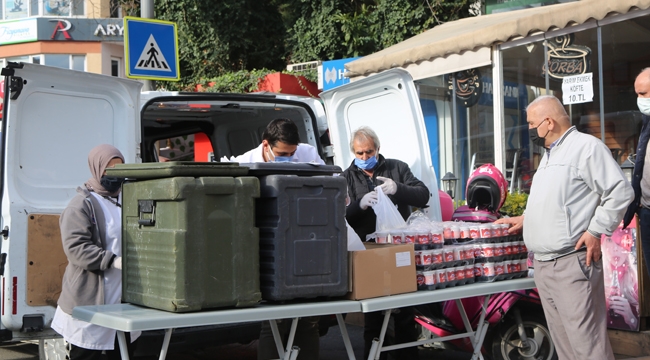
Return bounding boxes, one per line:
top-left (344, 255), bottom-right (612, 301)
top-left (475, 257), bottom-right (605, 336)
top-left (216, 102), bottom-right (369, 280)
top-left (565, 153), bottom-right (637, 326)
top-left (110, 163), bottom-right (261, 312)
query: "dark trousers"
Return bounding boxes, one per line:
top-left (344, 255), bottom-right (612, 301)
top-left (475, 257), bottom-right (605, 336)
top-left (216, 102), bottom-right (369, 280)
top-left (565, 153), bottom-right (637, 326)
top-left (257, 316), bottom-right (320, 360)
top-left (639, 208), bottom-right (650, 276)
top-left (69, 333), bottom-right (135, 360)
top-left (364, 307), bottom-right (419, 360)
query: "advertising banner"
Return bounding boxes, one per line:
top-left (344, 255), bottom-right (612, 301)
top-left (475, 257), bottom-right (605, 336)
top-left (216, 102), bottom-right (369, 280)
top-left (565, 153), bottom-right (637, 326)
top-left (602, 221), bottom-right (640, 331)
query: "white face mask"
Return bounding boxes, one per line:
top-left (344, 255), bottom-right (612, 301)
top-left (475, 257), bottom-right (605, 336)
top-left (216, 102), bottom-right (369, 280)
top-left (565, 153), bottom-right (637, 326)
top-left (638, 97), bottom-right (650, 116)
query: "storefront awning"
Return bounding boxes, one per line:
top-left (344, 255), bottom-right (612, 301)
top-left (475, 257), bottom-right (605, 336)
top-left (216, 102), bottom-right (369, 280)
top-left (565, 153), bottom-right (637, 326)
top-left (345, 0), bottom-right (650, 80)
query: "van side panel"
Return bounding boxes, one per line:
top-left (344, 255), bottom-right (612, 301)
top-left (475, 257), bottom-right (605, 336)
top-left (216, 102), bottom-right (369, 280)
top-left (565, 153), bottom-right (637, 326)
top-left (2, 64), bottom-right (141, 337)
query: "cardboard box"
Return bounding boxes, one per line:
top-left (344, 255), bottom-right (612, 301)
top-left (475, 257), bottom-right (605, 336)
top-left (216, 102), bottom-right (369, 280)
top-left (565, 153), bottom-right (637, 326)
top-left (347, 243), bottom-right (416, 300)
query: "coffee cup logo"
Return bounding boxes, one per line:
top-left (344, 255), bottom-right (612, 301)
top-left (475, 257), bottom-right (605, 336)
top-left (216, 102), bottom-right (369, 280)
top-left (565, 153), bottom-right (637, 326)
top-left (543, 34), bottom-right (591, 80)
top-left (447, 69), bottom-right (482, 107)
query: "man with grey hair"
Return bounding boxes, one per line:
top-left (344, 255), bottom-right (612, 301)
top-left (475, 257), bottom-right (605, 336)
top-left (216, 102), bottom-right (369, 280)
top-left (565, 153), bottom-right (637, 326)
top-left (496, 95), bottom-right (633, 360)
top-left (623, 68), bottom-right (650, 274)
top-left (343, 126), bottom-right (429, 360)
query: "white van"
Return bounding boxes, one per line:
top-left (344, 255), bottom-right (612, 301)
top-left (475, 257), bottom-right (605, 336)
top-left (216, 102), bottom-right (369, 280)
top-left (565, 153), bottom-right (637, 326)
top-left (0, 62), bottom-right (440, 348)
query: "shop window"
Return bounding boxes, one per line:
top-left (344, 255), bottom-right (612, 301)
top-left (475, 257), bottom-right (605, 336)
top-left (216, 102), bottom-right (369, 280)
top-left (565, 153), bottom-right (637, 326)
top-left (43, 0), bottom-right (70, 16)
top-left (110, 0), bottom-right (120, 18)
top-left (32, 55), bottom-right (40, 64)
top-left (71, 55), bottom-right (84, 71)
top-left (29, 0), bottom-right (37, 15)
top-left (43, 54), bottom-right (86, 70)
top-left (71, 0), bottom-right (83, 16)
top-left (111, 58), bottom-right (121, 77)
top-left (502, 39), bottom-right (549, 193)
top-left (44, 54), bottom-right (70, 69)
top-left (4, 0), bottom-right (28, 19)
top-left (600, 15), bottom-right (650, 165)
top-left (418, 65), bottom-right (493, 200)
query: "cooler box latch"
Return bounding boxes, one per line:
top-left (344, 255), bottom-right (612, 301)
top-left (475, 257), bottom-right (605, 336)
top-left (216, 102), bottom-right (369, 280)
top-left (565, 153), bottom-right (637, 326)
top-left (138, 200), bottom-right (156, 226)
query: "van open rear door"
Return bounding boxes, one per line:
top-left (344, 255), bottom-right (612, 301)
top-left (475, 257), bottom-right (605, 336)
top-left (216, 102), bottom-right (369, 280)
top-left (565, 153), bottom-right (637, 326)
top-left (0, 62), bottom-right (141, 340)
top-left (320, 69), bottom-right (442, 221)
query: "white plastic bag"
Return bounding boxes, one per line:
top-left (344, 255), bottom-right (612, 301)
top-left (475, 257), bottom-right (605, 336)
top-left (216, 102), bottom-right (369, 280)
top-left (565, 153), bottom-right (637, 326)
top-left (346, 220), bottom-right (366, 251)
top-left (372, 187), bottom-right (407, 232)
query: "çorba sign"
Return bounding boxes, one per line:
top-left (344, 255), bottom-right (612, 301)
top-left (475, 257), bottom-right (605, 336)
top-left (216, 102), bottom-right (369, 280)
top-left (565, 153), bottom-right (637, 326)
top-left (542, 34), bottom-right (591, 81)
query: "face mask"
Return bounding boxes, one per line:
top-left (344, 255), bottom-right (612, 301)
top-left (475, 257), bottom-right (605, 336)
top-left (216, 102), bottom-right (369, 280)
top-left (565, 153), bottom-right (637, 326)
top-left (267, 148), bottom-right (293, 163)
top-left (100, 176), bottom-right (124, 193)
top-left (529, 119), bottom-right (549, 147)
top-left (638, 97), bottom-right (650, 116)
top-left (355, 155), bottom-right (378, 170)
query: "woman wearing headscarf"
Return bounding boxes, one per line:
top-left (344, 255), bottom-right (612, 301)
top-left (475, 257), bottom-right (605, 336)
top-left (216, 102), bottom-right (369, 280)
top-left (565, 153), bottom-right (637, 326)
top-left (52, 144), bottom-right (139, 359)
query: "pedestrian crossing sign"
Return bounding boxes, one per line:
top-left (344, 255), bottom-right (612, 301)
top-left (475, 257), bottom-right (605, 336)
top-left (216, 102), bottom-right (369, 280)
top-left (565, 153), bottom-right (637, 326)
top-left (124, 17), bottom-right (180, 81)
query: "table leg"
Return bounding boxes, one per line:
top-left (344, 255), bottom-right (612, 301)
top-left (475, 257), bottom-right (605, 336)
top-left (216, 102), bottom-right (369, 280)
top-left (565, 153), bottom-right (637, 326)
top-left (283, 318), bottom-right (300, 360)
top-left (116, 331), bottom-right (130, 360)
top-left (269, 320), bottom-right (285, 359)
top-left (469, 296), bottom-right (491, 360)
top-left (369, 309), bottom-right (392, 360)
top-left (455, 298), bottom-right (476, 344)
top-left (336, 313), bottom-right (356, 360)
top-left (159, 328), bottom-right (173, 360)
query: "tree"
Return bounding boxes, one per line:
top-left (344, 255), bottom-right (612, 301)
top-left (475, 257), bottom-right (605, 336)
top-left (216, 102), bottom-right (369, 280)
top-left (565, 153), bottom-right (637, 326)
top-left (286, 0), bottom-right (474, 63)
top-left (116, 0), bottom-right (475, 91)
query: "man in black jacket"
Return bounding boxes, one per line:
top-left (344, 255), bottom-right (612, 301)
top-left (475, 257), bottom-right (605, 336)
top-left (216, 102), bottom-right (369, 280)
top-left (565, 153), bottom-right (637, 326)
top-left (343, 126), bottom-right (429, 360)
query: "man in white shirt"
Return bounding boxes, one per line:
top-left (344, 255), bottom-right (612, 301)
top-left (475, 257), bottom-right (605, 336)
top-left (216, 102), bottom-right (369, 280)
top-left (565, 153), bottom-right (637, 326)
top-left (227, 118), bottom-right (325, 164)
top-left (240, 118), bottom-right (324, 360)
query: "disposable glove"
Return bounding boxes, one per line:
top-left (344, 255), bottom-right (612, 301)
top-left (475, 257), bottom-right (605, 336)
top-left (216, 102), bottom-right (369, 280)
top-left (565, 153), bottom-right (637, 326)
top-left (112, 256), bottom-right (122, 270)
top-left (377, 176), bottom-right (397, 195)
top-left (360, 191), bottom-right (379, 210)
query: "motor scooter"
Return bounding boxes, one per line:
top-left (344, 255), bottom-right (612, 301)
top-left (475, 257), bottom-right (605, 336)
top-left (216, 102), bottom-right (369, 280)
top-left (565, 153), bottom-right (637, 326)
top-left (414, 288), bottom-right (557, 360)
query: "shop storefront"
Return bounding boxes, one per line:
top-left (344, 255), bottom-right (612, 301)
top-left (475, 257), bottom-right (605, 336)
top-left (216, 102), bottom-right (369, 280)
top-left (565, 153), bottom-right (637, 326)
top-left (345, 0), bottom-right (650, 329)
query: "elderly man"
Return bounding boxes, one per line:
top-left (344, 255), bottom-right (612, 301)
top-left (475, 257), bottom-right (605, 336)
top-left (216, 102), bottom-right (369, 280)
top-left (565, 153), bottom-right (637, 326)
top-left (623, 68), bottom-right (650, 274)
top-left (496, 95), bottom-right (633, 360)
top-left (343, 126), bottom-right (429, 360)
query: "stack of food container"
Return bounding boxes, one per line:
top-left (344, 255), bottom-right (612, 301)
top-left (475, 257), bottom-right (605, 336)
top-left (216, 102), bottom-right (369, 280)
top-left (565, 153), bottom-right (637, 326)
top-left (371, 212), bottom-right (529, 291)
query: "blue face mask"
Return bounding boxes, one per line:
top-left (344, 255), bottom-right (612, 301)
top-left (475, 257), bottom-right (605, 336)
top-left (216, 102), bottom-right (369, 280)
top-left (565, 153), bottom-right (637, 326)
top-left (273, 156), bottom-right (293, 163)
top-left (355, 156), bottom-right (378, 170)
top-left (267, 147), bottom-right (293, 163)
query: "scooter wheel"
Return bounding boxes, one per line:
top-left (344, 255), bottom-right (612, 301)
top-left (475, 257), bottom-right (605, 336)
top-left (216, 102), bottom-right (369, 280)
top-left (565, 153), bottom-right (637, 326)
top-left (490, 312), bottom-right (557, 360)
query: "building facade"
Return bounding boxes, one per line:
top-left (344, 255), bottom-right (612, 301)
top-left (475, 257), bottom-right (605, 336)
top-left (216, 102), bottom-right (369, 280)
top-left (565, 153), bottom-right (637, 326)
top-left (1, 0), bottom-right (125, 76)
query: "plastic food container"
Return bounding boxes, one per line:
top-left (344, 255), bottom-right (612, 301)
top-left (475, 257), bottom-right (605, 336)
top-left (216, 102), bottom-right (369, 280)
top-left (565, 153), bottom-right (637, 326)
top-left (431, 249), bottom-right (444, 264)
top-left (376, 231), bottom-right (389, 244)
top-left (416, 231), bottom-right (430, 245)
top-left (469, 225), bottom-right (481, 239)
top-left (479, 224), bottom-right (492, 238)
top-left (403, 229), bottom-right (417, 244)
top-left (420, 250), bottom-right (433, 265)
top-left (460, 226), bottom-right (470, 240)
top-left (423, 270), bottom-right (436, 285)
top-left (391, 232), bottom-right (403, 244)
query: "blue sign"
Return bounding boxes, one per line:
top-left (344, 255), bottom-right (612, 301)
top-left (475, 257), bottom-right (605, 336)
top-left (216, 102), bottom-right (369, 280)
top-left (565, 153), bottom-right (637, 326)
top-left (123, 17), bottom-right (179, 81)
top-left (320, 57), bottom-right (360, 91)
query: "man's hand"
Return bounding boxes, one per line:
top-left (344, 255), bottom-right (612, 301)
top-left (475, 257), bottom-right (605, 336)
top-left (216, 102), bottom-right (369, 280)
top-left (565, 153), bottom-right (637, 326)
top-left (360, 191), bottom-right (378, 210)
top-left (575, 231), bottom-right (601, 266)
top-left (494, 215), bottom-right (524, 234)
top-left (376, 176), bottom-right (397, 195)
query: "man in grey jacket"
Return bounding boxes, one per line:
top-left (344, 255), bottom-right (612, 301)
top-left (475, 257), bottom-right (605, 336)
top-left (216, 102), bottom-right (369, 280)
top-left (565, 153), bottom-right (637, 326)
top-left (496, 96), bottom-right (633, 360)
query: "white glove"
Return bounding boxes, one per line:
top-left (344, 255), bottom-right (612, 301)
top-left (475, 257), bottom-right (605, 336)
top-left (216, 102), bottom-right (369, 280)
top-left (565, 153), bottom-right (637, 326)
top-left (377, 176), bottom-right (397, 195)
top-left (112, 256), bottom-right (122, 270)
top-left (360, 191), bottom-right (378, 210)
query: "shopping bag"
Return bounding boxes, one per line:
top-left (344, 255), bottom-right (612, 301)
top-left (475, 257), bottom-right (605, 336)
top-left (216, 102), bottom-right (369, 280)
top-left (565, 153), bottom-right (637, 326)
top-left (372, 187), bottom-right (407, 232)
top-left (346, 220), bottom-right (366, 251)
